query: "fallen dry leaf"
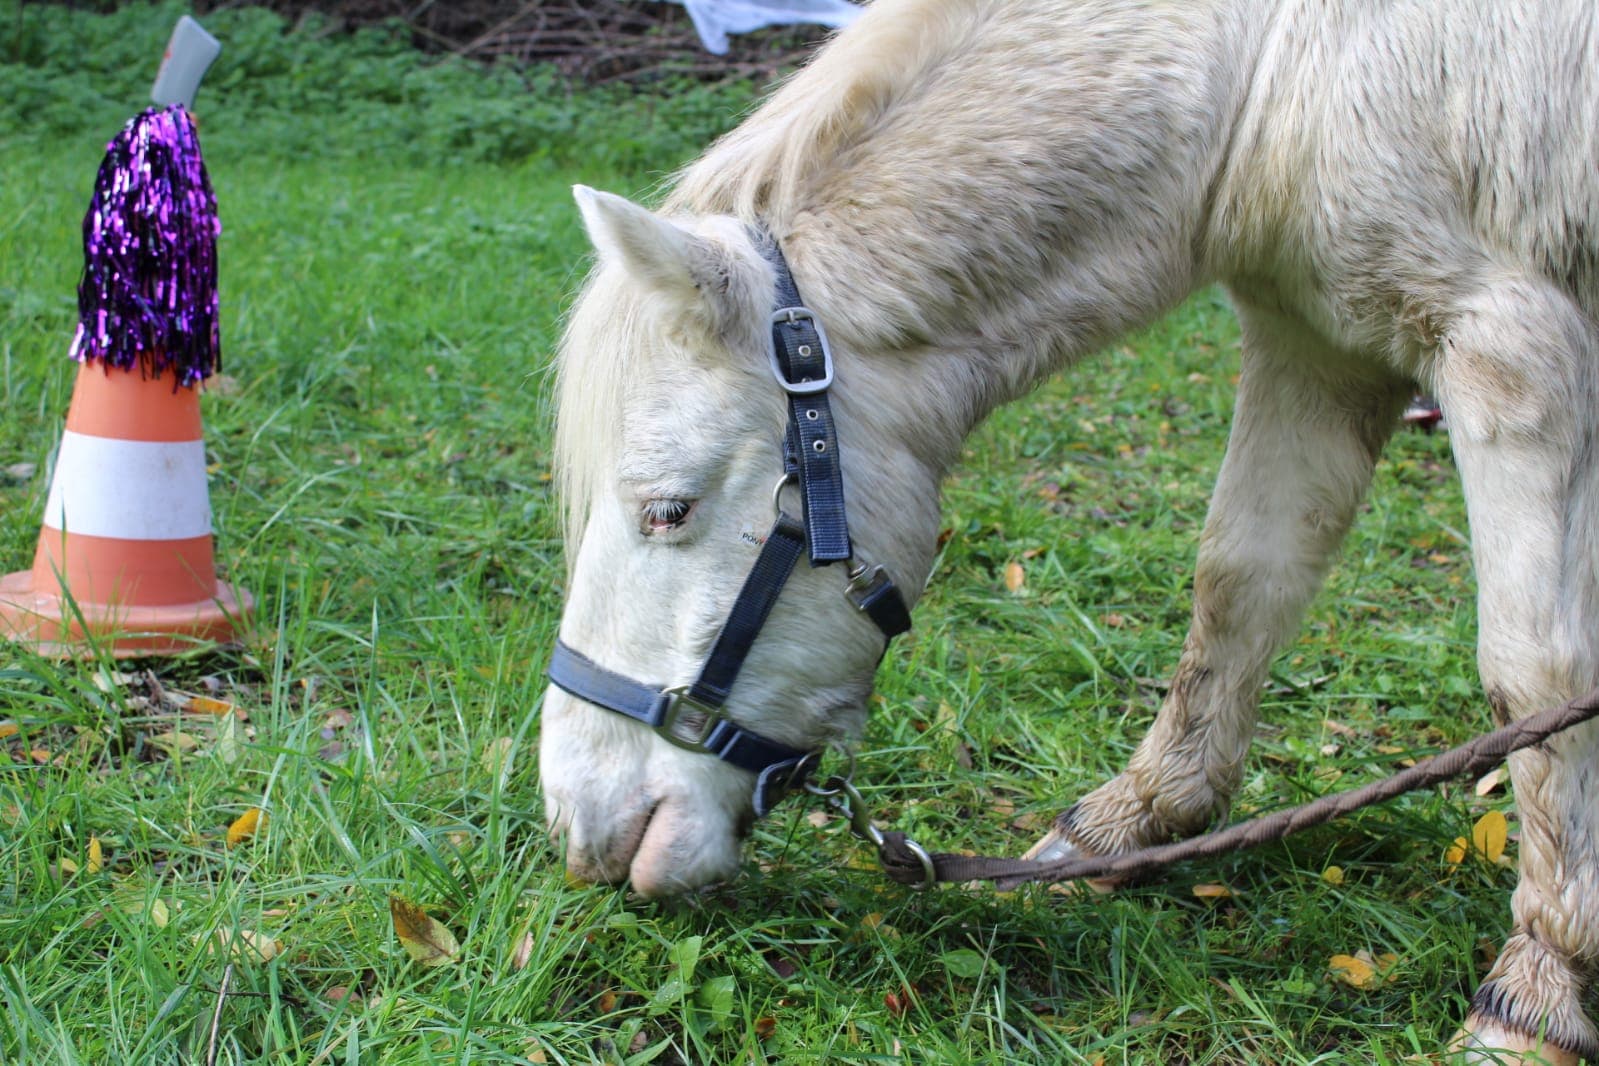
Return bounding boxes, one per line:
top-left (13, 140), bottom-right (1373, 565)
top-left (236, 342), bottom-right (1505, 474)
top-left (1328, 953), bottom-right (1377, 988)
top-left (1446, 810), bottom-right (1509, 867)
top-left (1004, 560), bottom-right (1026, 593)
top-left (1321, 866), bottom-right (1345, 886)
top-left (183, 695), bottom-right (237, 717)
top-left (1191, 882), bottom-right (1233, 899)
top-left (214, 714), bottom-right (244, 766)
top-left (87, 836), bottom-right (103, 875)
top-left (1475, 810), bottom-right (1509, 861)
top-left (480, 736), bottom-right (515, 778)
top-left (0, 722), bottom-right (18, 740)
top-left (389, 896), bottom-right (459, 967)
top-left (92, 669), bottom-right (135, 693)
top-left (1330, 950), bottom-right (1399, 989)
top-left (227, 807), bottom-right (268, 848)
top-left (204, 928), bottom-right (281, 962)
top-left (512, 930), bottom-right (536, 972)
top-left (147, 731), bottom-right (200, 758)
top-left (1474, 768), bottom-right (1505, 797)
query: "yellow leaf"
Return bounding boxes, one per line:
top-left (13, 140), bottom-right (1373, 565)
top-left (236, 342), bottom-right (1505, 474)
top-left (1191, 882), bottom-right (1232, 899)
top-left (147, 731), bottom-right (200, 758)
top-left (480, 736), bottom-right (514, 778)
top-left (184, 695), bottom-right (237, 717)
top-left (240, 929), bottom-right (281, 961)
top-left (1328, 953), bottom-right (1378, 988)
top-left (203, 928), bottom-right (281, 962)
top-left (117, 897), bottom-right (174, 927)
top-left (1445, 836), bottom-right (1469, 866)
top-left (227, 807), bottom-right (268, 848)
top-left (0, 721), bottom-right (18, 740)
top-left (1004, 561), bottom-right (1026, 593)
top-left (512, 929), bottom-right (536, 973)
top-left (390, 896), bottom-right (459, 967)
top-left (87, 836), bottom-right (103, 875)
top-left (1321, 866), bottom-right (1344, 886)
top-left (1472, 810), bottom-right (1508, 864)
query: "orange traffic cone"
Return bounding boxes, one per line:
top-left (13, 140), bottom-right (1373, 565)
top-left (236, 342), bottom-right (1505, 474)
top-left (0, 364), bottom-right (251, 655)
top-left (1, 102), bottom-right (250, 657)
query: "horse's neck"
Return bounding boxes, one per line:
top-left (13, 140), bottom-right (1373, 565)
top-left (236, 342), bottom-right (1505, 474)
top-left (777, 0), bottom-right (1269, 470)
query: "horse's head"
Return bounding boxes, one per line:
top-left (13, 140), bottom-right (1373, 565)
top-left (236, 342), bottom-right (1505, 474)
top-left (542, 188), bottom-right (941, 895)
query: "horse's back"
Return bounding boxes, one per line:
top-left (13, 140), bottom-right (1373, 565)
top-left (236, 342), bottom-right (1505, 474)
top-left (1217, 0), bottom-right (1599, 352)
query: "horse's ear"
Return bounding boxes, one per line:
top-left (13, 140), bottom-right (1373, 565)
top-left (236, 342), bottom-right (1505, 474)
top-left (574, 186), bottom-right (723, 304)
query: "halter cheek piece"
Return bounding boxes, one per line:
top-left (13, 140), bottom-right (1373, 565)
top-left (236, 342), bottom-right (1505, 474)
top-left (546, 235), bottom-right (912, 816)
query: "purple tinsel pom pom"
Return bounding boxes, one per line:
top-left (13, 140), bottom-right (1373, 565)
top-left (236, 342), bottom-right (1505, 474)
top-left (69, 105), bottom-right (220, 387)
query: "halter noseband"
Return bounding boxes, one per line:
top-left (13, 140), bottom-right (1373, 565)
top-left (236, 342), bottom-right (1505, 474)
top-left (546, 234), bottom-right (911, 816)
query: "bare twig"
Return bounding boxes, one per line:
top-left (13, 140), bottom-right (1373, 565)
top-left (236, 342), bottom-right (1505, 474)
top-left (207, 0), bottom-right (830, 85)
top-left (204, 962), bottom-right (234, 1066)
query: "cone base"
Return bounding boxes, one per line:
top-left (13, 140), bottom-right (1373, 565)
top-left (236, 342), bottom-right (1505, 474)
top-left (0, 569), bottom-right (253, 658)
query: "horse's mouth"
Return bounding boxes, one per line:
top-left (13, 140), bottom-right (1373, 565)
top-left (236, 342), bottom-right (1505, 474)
top-left (563, 797), bottom-right (658, 885)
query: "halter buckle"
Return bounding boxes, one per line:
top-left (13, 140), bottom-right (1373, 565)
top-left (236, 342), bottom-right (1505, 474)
top-left (656, 687), bottom-right (726, 754)
top-left (769, 306), bottom-right (835, 394)
top-left (844, 564), bottom-right (894, 610)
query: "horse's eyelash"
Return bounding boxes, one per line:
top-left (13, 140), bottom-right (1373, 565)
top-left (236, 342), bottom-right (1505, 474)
top-left (641, 498), bottom-right (694, 528)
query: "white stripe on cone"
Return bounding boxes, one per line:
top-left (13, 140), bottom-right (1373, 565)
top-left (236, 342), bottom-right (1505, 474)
top-left (43, 431), bottom-right (213, 541)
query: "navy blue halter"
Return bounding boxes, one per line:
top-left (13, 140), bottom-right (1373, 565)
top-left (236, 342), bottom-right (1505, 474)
top-left (547, 235), bottom-right (911, 815)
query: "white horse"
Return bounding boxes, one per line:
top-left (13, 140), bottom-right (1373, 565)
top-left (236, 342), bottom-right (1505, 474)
top-left (541, 0), bottom-right (1599, 1059)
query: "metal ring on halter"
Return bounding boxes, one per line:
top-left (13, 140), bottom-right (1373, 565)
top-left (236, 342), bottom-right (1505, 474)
top-left (896, 836), bottom-right (937, 891)
top-left (801, 747), bottom-right (857, 798)
top-left (771, 471), bottom-right (798, 517)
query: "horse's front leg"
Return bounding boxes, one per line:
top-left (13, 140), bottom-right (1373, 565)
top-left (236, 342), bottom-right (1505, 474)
top-left (1028, 302), bottom-right (1406, 862)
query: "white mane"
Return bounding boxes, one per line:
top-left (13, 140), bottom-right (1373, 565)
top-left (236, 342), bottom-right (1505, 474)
top-left (665, 0), bottom-right (989, 225)
top-left (555, 0), bottom-right (989, 556)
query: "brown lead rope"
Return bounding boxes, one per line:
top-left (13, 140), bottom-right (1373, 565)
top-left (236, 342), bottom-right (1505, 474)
top-left (872, 685), bottom-right (1599, 889)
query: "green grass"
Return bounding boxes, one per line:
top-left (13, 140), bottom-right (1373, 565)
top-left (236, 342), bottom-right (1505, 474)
top-left (1, 5), bottom-right (1511, 1064)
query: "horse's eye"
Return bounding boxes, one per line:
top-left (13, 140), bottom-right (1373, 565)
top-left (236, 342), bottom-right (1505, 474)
top-left (641, 497), bottom-right (696, 535)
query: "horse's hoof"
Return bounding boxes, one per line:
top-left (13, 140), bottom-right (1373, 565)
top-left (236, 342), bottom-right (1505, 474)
top-left (1022, 822), bottom-right (1118, 894)
top-left (1449, 1018), bottom-right (1586, 1065)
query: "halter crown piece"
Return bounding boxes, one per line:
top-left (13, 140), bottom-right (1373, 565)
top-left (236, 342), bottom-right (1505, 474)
top-left (547, 232), bottom-right (911, 816)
